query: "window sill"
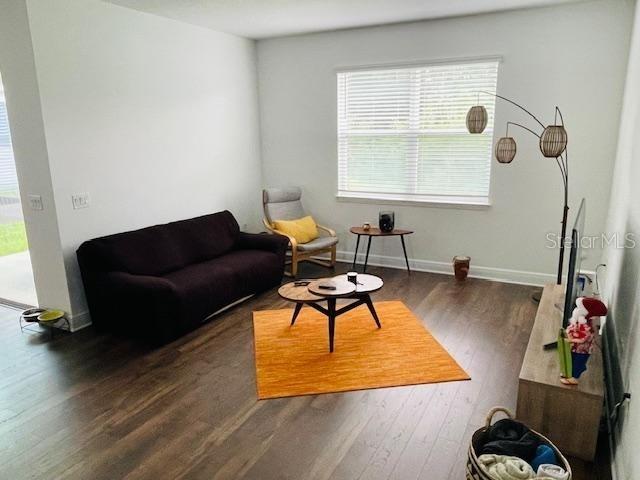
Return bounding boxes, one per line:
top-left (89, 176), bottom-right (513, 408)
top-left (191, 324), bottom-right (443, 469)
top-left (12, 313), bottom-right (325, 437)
top-left (336, 192), bottom-right (491, 209)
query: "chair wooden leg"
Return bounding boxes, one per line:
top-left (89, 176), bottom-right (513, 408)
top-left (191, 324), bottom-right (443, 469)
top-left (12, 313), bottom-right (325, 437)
top-left (330, 245), bottom-right (337, 267)
top-left (291, 249), bottom-right (299, 277)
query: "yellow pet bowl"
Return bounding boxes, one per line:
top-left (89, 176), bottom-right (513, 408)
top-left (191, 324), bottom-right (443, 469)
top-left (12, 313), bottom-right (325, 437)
top-left (37, 310), bottom-right (65, 323)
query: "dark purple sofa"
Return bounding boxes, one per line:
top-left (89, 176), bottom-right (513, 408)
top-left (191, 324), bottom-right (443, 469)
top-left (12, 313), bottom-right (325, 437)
top-left (76, 210), bottom-right (288, 344)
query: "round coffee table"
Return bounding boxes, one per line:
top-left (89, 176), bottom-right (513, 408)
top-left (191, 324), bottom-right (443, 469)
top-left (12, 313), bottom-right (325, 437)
top-left (278, 274), bottom-right (384, 352)
top-left (332, 273), bottom-right (384, 294)
top-left (307, 277), bottom-right (356, 297)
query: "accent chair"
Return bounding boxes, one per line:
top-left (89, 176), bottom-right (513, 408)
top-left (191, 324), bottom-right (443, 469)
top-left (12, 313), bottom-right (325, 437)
top-left (262, 187), bottom-right (338, 277)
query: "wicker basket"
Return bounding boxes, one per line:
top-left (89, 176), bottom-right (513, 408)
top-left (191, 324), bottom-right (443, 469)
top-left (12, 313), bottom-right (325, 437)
top-left (466, 407), bottom-right (572, 480)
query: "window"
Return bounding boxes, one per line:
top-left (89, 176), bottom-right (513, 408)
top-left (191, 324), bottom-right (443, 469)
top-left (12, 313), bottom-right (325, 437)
top-left (0, 83), bottom-right (18, 192)
top-left (337, 60), bottom-right (499, 205)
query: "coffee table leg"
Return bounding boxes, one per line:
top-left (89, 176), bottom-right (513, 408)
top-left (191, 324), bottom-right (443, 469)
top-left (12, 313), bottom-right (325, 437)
top-left (352, 234), bottom-right (361, 270)
top-left (328, 298), bottom-right (336, 352)
top-left (400, 235), bottom-right (410, 274)
top-left (364, 236), bottom-right (372, 273)
top-left (364, 295), bottom-right (382, 328)
top-left (291, 303), bottom-right (303, 326)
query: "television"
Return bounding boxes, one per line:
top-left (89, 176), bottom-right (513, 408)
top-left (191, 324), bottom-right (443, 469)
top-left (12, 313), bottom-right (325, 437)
top-left (562, 198), bottom-right (586, 328)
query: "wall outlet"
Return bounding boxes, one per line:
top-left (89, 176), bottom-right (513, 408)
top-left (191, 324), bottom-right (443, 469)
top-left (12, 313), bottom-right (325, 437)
top-left (72, 193), bottom-right (90, 209)
top-left (28, 194), bottom-right (43, 211)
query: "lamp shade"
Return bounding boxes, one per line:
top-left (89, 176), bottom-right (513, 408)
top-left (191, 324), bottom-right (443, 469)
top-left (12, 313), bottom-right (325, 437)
top-left (466, 106), bottom-right (488, 133)
top-left (495, 137), bottom-right (517, 163)
top-left (540, 125), bottom-right (567, 158)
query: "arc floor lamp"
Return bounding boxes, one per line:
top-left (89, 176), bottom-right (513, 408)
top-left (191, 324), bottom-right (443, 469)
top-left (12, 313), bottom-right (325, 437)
top-left (466, 93), bottom-right (569, 285)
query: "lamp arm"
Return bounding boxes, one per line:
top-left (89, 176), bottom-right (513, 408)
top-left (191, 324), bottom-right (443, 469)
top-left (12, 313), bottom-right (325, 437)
top-left (506, 121), bottom-right (541, 139)
top-left (555, 156), bottom-right (567, 186)
top-left (562, 149), bottom-right (569, 202)
top-left (555, 106), bottom-right (565, 126)
top-left (556, 147), bottom-right (570, 285)
top-left (563, 148), bottom-right (569, 192)
top-left (479, 91), bottom-right (545, 129)
top-left (506, 120), bottom-right (567, 190)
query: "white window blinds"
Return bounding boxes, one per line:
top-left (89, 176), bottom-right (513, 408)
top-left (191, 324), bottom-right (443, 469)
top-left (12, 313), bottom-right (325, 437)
top-left (0, 84), bottom-right (18, 191)
top-left (337, 60), bottom-right (499, 204)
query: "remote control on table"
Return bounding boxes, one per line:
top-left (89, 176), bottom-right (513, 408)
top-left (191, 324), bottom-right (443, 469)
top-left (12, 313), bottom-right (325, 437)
top-left (318, 284), bottom-right (336, 290)
top-left (294, 280), bottom-right (311, 286)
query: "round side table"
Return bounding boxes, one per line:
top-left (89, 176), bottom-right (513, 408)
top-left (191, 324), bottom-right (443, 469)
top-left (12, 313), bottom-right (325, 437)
top-left (350, 227), bottom-right (413, 273)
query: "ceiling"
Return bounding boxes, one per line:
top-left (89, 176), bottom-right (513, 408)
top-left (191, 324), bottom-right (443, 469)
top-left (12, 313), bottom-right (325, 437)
top-left (105, 0), bottom-right (582, 39)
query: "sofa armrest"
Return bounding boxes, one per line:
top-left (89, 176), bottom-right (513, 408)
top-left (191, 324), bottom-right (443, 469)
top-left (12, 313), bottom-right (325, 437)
top-left (101, 271), bottom-right (181, 343)
top-left (238, 231), bottom-right (289, 256)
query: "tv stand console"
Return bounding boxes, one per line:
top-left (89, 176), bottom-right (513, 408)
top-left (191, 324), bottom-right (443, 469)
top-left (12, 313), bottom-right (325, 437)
top-left (517, 284), bottom-right (604, 461)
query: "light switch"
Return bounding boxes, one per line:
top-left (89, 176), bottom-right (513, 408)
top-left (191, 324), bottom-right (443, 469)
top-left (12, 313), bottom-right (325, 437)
top-left (72, 193), bottom-right (90, 209)
top-left (28, 195), bottom-right (43, 211)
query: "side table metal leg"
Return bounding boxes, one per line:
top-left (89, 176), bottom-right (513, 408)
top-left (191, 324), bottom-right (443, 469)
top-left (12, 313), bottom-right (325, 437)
top-left (352, 234), bottom-right (361, 270)
top-left (328, 298), bottom-right (336, 352)
top-left (364, 236), bottom-right (372, 273)
top-left (400, 235), bottom-right (410, 274)
top-left (291, 303), bottom-right (303, 326)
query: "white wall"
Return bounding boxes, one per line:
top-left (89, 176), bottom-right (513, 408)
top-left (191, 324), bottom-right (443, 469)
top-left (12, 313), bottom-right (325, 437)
top-left (602, 1), bottom-right (640, 478)
top-left (0, 0), bottom-right (72, 313)
top-left (22, 0), bottom-right (262, 326)
top-left (257, 0), bottom-right (633, 284)
top-left (2, 0), bottom-right (633, 329)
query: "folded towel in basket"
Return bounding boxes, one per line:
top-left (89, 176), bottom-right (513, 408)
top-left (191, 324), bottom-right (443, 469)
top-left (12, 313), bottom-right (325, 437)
top-left (537, 464), bottom-right (569, 480)
top-left (477, 454), bottom-right (535, 480)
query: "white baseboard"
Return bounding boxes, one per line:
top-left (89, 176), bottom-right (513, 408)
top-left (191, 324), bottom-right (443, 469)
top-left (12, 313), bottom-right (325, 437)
top-left (68, 310), bottom-right (91, 332)
top-left (333, 250), bottom-right (557, 287)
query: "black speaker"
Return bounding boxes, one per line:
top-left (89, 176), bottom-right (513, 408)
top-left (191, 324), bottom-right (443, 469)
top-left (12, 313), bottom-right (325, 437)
top-left (378, 211), bottom-right (395, 232)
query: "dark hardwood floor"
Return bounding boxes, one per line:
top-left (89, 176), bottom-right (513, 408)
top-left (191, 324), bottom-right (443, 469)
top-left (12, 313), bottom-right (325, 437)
top-left (0, 264), bottom-right (601, 479)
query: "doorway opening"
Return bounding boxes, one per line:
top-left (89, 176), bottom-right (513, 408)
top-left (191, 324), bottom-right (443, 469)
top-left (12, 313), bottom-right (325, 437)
top-left (0, 73), bottom-right (37, 307)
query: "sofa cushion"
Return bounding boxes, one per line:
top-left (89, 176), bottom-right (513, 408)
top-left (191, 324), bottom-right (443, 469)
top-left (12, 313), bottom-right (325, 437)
top-left (79, 210), bottom-right (240, 276)
top-left (81, 224), bottom-right (186, 276)
top-left (169, 211), bottom-right (240, 265)
top-left (163, 249), bottom-right (282, 324)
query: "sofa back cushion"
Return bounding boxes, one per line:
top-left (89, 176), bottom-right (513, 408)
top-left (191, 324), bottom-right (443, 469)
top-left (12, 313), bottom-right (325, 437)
top-left (79, 210), bottom-right (240, 275)
top-left (169, 211), bottom-right (240, 266)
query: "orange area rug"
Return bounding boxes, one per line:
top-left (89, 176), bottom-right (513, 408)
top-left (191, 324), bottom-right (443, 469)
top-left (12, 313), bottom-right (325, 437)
top-left (253, 300), bottom-right (469, 399)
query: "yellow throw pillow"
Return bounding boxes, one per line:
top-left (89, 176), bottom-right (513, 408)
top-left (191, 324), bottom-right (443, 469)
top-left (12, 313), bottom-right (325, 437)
top-left (273, 216), bottom-right (319, 244)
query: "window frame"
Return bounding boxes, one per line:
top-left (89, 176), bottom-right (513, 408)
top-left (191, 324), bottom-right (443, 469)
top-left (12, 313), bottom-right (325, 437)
top-left (335, 57), bottom-right (501, 208)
